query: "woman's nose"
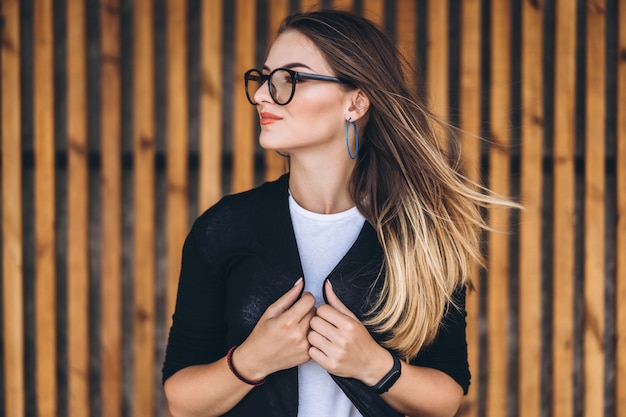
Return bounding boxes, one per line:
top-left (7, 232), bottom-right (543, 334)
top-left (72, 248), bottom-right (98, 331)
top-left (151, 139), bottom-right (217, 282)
top-left (253, 79), bottom-right (272, 104)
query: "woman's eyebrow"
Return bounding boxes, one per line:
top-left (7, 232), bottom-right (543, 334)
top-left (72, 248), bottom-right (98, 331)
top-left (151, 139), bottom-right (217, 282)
top-left (262, 62), bottom-right (314, 71)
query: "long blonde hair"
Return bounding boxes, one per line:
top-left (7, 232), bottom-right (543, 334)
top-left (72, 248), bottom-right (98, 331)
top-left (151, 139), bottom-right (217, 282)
top-left (281, 10), bottom-right (512, 360)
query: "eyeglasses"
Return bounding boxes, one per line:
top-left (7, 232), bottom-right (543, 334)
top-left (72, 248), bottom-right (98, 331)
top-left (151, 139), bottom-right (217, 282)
top-left (244, 68), bottom-right (351, 106)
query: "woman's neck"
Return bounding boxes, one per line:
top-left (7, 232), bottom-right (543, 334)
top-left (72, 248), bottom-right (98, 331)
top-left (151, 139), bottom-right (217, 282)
top-left (288, 158), bottom-right (355, 214)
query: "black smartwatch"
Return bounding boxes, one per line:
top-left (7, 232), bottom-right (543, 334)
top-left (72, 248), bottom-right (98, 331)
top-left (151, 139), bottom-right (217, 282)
top-left (371, 352), bottom-right (402, 394)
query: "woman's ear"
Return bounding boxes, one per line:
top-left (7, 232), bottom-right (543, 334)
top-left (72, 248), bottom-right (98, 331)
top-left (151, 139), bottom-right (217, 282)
top-left (347, 90), bottom-right (370, 122)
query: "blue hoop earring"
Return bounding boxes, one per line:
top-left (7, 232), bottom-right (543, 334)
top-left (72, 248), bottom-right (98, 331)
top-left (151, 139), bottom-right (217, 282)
top-left (346, 118), bottom-right (359, 160)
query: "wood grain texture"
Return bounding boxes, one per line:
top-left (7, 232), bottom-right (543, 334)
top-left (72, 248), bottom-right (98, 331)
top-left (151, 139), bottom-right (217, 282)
top-left (199, 0), bottom-right (224, 210)
top-left (457, 1), bottom-right (482, 415)
top-left (332, 0), bottom-right (354, 11)
top-left (33, 1), bottom-right (58, 415)
top-left (487, 1), bottom-right (512, 415)
top-left (552, 1), bottom-right (577, 415)
top-left (363, 0), bottom-right (384, 25)
top-left (299, 0), bottom-right (321, 12)
top-left (426, 0), bottom-right (450, 151)
top-left (66, 0), bottom-right (90, 416)
top-left (583, 1), bottom-right (606, 415)
top-left (133, 0), bottom-right (156, 415)
top-left (1, 1), bottom-right (25, 416)
top-left (264, 0), bottom-right (290, 182)
top-left (518, 1), bottom-right (544, 416)
top-left (394, 0), bottom-right (417, 74)
top-left (99, 1), bottom-right (123, 416)
top-left (617, 0), bottom-right (626, 413)
top-left (166, 0), bottom-right (189, 329)
top-left (232, 0), bottom-right (257, 193)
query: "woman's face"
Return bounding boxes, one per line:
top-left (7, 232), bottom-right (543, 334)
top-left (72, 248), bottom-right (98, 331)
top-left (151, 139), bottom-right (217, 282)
top-left (254, 30), bottom-right (353, 159)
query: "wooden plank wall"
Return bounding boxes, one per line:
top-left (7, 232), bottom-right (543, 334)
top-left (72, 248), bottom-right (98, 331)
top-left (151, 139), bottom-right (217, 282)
top-left (0, 1), bottom-right (623, 416)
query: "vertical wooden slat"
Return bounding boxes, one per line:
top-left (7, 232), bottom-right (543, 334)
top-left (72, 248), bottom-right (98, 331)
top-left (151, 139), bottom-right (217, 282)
top-left (458, 1), bottom-right (481, 415)
top-left (487, 1), bottom-right (511, 416)
top-left (332, 0), bottom-right (354, 11)
top-left (617, 0), bottom-right (626, 414)
top-left (1, 1), bottom-right (25, 417)
top-left (426, 0), bottom-right (449, 150)
top-left (552, 1), bottom-right (576, 415)
top-left (33, 1), bottom-right (57, 416)
top-left (66, 0), bottom-right (90, 416)
top-left (232, 0), bottom-right (256, 193)
top-left (395, 0), bottom-right (417, 73)
top-left (166, 0), bottom-right (189, 327)
top-left (583, 1), bottom-right (605, 415)
top-left (268, 0), bottom-right (289, 41)
top-left (99, 1), bottom-right (123, 416)
top-left (362, 0), bottom-right (384, 25)
top-left (133, 0), bottom-right (156, 415)
top-left (264, 0), bottom-right (290, 182)
top-left (299, 0), bottom-right (320, 11)
top-left (518, 1), bottom-right (543, 416)
top-left (198, 0), bottom-right (223, 210)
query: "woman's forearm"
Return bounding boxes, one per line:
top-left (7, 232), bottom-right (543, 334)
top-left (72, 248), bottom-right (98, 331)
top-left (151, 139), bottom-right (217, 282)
top-left (164, 357), bottom-right (255, 417)
top-left (381, 363), bottom-right (464, 417)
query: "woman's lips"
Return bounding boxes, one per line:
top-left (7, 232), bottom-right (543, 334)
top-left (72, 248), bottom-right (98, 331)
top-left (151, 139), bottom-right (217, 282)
top-left (259, 112), bottom-right (282, 125)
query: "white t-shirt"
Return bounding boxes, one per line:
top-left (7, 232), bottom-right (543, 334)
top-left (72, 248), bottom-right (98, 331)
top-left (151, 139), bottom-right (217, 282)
top-left (289, 194), bottom-right (365, 417)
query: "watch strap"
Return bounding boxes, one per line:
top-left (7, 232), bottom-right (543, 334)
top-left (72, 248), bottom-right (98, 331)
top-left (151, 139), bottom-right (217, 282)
top-left (371, 352), bottom-right (402, 394)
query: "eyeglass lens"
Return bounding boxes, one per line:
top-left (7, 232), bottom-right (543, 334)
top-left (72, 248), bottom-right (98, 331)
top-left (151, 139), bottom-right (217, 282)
top-left (246, 69), bottom-right (295, 105)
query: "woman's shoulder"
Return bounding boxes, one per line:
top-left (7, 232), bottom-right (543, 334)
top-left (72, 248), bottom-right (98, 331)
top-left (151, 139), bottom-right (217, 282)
top-left (191, 173), bottom-right (289, 237)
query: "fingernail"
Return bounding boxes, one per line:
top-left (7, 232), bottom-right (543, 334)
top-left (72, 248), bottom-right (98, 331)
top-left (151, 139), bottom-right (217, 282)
top-left (325, 279), bottom-right (332, 289)
top-left (294, 277), bottom-right (303, 286)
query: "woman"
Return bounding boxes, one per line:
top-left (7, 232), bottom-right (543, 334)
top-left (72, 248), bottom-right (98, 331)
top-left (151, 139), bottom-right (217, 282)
top-left (163, 9), bottom-right (501, 417)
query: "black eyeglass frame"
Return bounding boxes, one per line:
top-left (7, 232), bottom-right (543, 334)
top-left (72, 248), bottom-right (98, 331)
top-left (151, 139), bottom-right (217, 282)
top-left (244, 68), bottom-right (352, 106)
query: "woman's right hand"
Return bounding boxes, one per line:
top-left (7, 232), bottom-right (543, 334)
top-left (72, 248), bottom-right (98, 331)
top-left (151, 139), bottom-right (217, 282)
top-left (231, 278), bottom-right (316, 381)
top-left (164, 278), bottom-right (315, 417)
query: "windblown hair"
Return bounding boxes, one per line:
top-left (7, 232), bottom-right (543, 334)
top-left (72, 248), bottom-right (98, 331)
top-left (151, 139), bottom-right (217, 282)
top-left (280, 10), bottom-right (511, 360)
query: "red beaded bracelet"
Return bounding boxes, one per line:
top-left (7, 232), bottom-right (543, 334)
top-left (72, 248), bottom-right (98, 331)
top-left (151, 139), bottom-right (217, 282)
top-left (226, 345), bottom-right (266, 387)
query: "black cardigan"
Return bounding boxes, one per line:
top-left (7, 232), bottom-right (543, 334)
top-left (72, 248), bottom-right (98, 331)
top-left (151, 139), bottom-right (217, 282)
top-left (163, 174), bottom-right (470, 416)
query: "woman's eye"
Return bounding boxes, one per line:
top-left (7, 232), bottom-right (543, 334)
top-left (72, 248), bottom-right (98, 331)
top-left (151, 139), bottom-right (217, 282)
top-left (280, 74), bottom-right (293, 84)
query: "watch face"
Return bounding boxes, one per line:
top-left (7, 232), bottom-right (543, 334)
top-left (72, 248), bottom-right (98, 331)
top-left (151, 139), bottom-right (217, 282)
top-left (377, 370), bottom-right (400, 393)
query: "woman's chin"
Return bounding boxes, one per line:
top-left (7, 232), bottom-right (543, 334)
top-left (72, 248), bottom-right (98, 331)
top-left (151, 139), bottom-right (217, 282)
top-left (259, 137), bottom-right (286, 153)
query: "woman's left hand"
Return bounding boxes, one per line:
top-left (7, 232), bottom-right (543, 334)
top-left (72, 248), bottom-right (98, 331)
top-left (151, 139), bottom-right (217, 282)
top-left (307, 280), bottom-right (394, 386)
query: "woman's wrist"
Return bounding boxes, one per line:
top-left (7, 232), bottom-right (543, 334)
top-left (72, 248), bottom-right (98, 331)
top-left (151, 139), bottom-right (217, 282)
top-left (370, 353), bottom-right (402, 394)
top-left (229, 344), bottom-right (268, 384)
top-left (360, 347), bottom-right (396, 386)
